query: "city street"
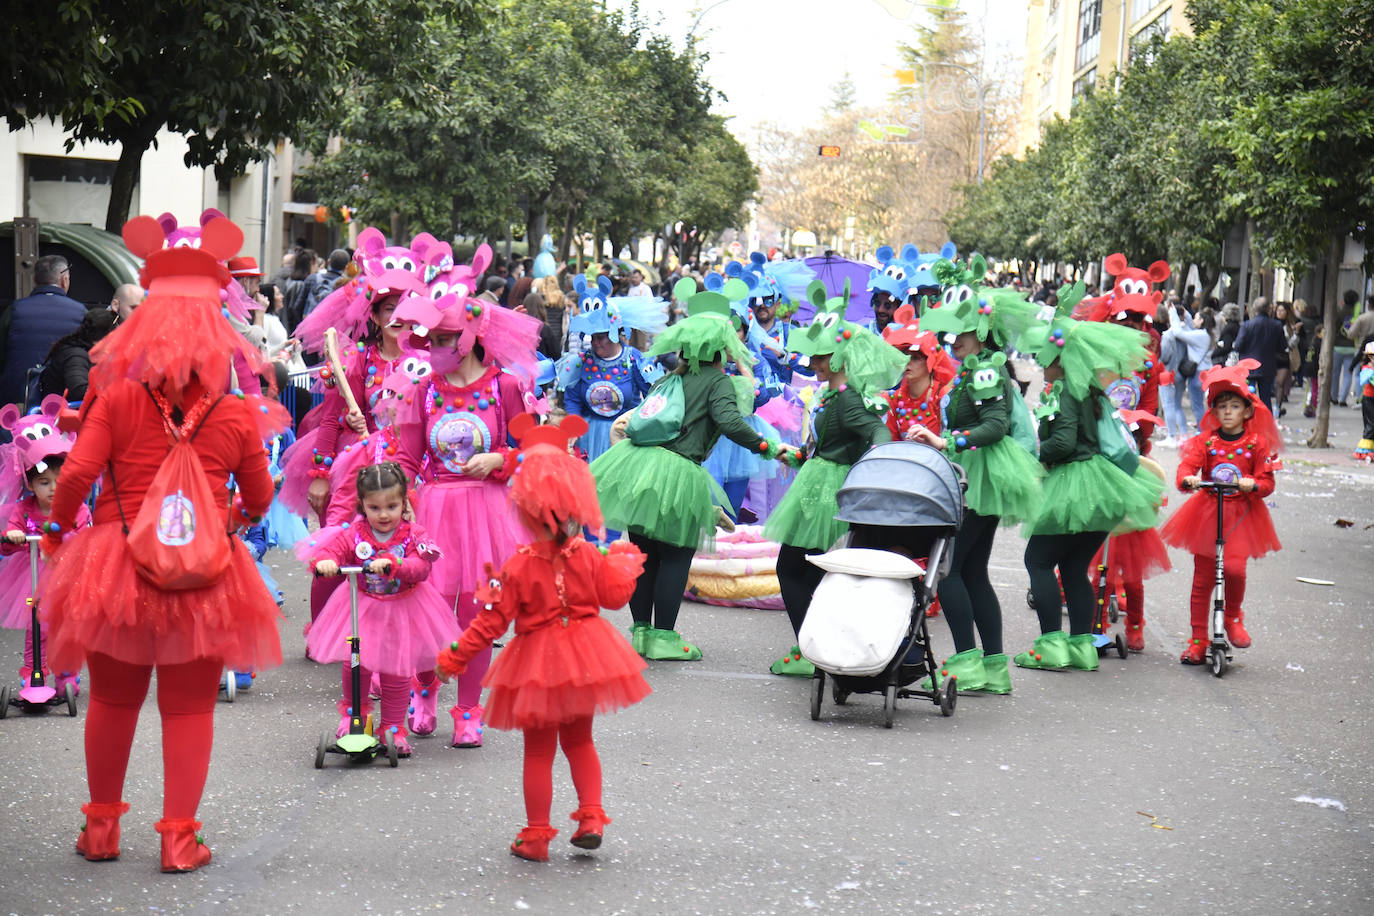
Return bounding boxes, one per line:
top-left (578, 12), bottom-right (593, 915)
top-left (1, 404), bottom-right (1370, 915)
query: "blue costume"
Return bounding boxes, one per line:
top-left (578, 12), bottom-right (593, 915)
top-left (726, 253), bottom-right (815, 385)
top-left (261, 428), bottom-right (309, 549)
top-left (556, 274), bottom-right (669, 462)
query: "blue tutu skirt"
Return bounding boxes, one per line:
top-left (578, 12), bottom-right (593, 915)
top-left (262, 496), bottom-right (309, 549)
top-left (705, 415), bottom-right (780, 484)
top-left (254, 558), bottom-right (284, 606)
top-left (577, 416), bottom-right (616, 464)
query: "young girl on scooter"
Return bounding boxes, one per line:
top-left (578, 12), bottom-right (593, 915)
top-left (299, 462), bottom-right (458, 755)
top-left (1161, 359), bottom-right (1282, 664)
top-left (434, 414), bottom-right (650, 862)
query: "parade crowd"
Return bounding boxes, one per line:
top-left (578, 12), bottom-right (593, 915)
top-left (9, 212), bottom-right (1372, 870)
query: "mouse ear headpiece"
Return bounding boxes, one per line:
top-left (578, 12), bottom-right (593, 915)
top-left (508, 414), bottom-right (603, 536)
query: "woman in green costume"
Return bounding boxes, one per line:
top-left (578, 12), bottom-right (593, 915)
top-left (764, 280), bottom-right (906, 677)
top-left (908, 255), bottom-right (1044, 695)
top-left (591, 277), bottom-right (786, 661)
top-left (999, 296), bottom-right (1163, 672)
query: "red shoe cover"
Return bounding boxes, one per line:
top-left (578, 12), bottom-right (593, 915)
top-left (76, 801), bottom-right (130, 861)
top-left (1224, 615), bottom-right (1251, 648)
top-left (1126, 623), bottom-right (1145, 652)
top-left (510, 825), bottom-right (558, 862)
top-left (569, 807), bottom-right (611, 849)
top-left (1179, 638), bottom-right (1207, 665)
top-left (155, 818), bottom-right (212, 872)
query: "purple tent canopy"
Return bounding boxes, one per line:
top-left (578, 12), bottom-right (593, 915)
top-left (800, 255), bottom-right (875, 323)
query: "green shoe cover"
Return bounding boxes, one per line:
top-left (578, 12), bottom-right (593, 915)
top-left (920, 648), bottom-right (985, 691)
top-left (630, 623), bottom-right (651, 656)
top-left (1066, 633), bottom-right (1100, 671)
top-left (1013, 631), bottom-right (1071, 670)
top-left (644, 629), bottom-right (702, 661)
top-left (769, 646), bottom-right (815, 677)
top-left (977, 653), bottom-right (1012, 694)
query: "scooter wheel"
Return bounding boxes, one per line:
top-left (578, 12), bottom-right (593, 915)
top-left (1114, 633), bottom-right (1127, 660)
top-left (386, 733), bottom-right (399, 768)
top-left (315, 732), bottom-right (329, 769)
top-left (810, 671), bottom-right (825, 722)
top-left (223, 670), bottom-right (236, 703)
top-left (0, 684), bottom-right (9, 718)
top-left (65, 683), bottom-right (78, 717)
top-left (939, 677), bottom-right (957, 717)
top-left (1108, 596), bottom-right (1120, 624)
top-left (1210, 649), bottom-right (1227, 679)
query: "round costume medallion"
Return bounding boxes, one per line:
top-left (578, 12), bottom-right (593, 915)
top-left (586, 381), bottom-right (625, 418)
top-left (1105, 377), bottom-right (1142, 411)
top-left (429, 411), bottom-right (491, 473)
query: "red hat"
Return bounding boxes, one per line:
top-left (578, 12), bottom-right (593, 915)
top-left (883, 304), bottom-right (956, 388)
top-left (1198, 358), bottom-right (1283, 454)
top-left (507, 414), bottom-right (603, 536)
top-left (228, 256), bottom-right (262, 278)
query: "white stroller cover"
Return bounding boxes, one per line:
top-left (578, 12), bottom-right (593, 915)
top-left (800, 549), bottom-right (923, 677)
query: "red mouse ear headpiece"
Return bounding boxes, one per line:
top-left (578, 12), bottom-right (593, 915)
top-left (512, 413), bottom-right (588, 451)
top-left (124, 215), bottom-right (238, 294)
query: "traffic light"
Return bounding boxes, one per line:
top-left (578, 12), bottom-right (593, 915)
top-left (817, 145), bottom-right (841, 158)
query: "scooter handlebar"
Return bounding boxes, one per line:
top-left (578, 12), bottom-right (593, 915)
top-left (1192, 480), bottom-right (1240, 493)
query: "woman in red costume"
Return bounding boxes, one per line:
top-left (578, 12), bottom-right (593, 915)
top-left (41, 215), bottom-right (285, 872)
top-left (881, 304), bottom-right (956, 440)
top-left (435, 414), bottom-right (649, 862)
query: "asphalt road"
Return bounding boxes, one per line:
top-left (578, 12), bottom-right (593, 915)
top-left (1, 400), bottom-right (1370, 915)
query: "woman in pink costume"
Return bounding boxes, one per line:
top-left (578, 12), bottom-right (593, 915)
top-left (298, 461), bottom-right (459, 756)
top-left (391, 245), bottom-right (543, 747)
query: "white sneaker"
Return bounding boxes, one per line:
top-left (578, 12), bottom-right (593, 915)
top-left (1157, 436), bottom-right (1178, 448)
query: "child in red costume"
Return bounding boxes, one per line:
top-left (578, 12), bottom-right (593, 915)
top-left (881, 306), bottom-right (956, 441)
top-left (1161, 359), bottom-right (1282, 664)
top-left (434, 414), bottom-right (650, 862)
top-left (299, 462), bottom-right (458, 756)
top-left (41, 214), bottom-right (285, 872)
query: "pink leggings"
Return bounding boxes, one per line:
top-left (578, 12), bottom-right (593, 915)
top-left (414, 591), bottom-right (491, 709)
top-left (339, 663), bottom-right (410, 732)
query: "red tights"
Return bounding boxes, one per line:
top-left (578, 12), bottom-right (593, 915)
top-left (1189, 554), bottom-right (1247, 639)
top-left (522, 717), bottom-right (600, 828)
top-left (84, 652), bottom-right (222, 819)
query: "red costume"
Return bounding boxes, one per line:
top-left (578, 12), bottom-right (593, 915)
top-left (1160, 360), bottom-right (1281, 663)
top-left (881, 306), bottom-right (955, 440)
top-left (435, 414), bottom-right (650, 862)
top-left (42, 214), bottom-right (284, 872)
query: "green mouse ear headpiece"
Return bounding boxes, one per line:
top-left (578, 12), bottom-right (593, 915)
top-left (998, 296), bottom-right (1149, 400)
top-left (793, 278), bottom-right (905, 402)
top-left (649, 276), bottom-right (753, 373)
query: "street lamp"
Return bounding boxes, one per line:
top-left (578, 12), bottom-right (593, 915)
top-left (688, 0), bottom-right (733, 38)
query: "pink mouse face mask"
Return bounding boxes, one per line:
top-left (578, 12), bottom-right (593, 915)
top-left (0, 395), bottom-right (75, 476)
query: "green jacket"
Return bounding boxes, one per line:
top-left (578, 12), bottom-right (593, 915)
top-left (811, 386), bottom-right (892, 465)
top-left (663, 366), bottom-right (766, 464)
top-left (1037, 390), bottom-right (1099, 467)
top-left (945, 372), bottom-right (1013, 450)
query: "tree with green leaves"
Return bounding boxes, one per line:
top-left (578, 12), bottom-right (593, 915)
top-left (2, 0), bottom-right (481, 233)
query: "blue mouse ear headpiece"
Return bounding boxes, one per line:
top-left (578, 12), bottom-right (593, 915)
top-left (605, 293), bottom-right (670, 336)
top-left (749, 251), bottom-right (767, 272)
top-left (597, 275), bottom-right (614, 297)
top-left (569, 273), bottom-right (615, 337)
top-left (764, 258), bottom-right (816, 304)
top-left (724, 261), bottom-right (745, 279)
top-left (704, 272), bottom-right (725, 293)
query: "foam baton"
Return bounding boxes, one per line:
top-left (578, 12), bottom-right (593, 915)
top-left (323, 327), bottom-right (364, 419)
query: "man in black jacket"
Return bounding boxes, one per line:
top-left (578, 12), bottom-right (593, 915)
top-left (1234, 296), bottom-right (1288, 413)
top-left (0, 255), bottom-right (88, 407)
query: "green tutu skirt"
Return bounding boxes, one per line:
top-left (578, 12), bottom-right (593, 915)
top-left (958, 438), bottom-right (1044, 525)
top-left (764, 457), bottom-right (850, 551)
top-left (591, 439), bottom-right (728, 549)
top-left (1024, 455), bottom-right (1161, 537)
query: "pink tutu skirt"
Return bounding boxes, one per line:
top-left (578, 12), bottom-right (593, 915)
top-left (482, 615), bottom-right (651, 730)
top-left (0, 551), bottom-right (34, 630)
top-left (415, 478), bottom-right (528, 603)
top-left (279, 425), bottom-right (364, 519)
top-left (305, 579), bottom-right (459, 677)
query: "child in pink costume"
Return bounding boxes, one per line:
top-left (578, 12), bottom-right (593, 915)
top-left (0, 397), bottom-right (92, 690)
top-left (435, 414), bottom-right (650, 862)
top-left (298, 462), bottom-right (458, 755)
top-left (392, 245), bottom-right (543, 748)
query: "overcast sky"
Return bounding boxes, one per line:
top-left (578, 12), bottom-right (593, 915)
top-left (607, 0), bottom-right (1028, 139)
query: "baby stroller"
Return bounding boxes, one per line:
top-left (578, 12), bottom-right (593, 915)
top-left (800, 441), bottom-right (964, 728)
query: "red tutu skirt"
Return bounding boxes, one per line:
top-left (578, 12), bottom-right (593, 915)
top-left (40, 523), bottom-right (284, 671)
top-left (305, 579), bottom-right (459, 676)
top-left (1096, 527), bottom-right (1172, 584)
top-left (415, 478), bottom-right (529, 603)
top-left (482, 615), bottom-right (650, 730)
top-left (1160, 491), bottom-right (1281, 561)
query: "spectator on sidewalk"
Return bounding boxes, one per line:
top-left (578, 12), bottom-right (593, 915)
top-left (1233, 297), bottom-right (1287, 413)
top-left (1, 255), bottom-right (88, 407)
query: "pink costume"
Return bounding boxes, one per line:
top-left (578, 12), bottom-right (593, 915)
top-left (0, 495), bottom-right (91, 685)
top-left (298, 519), bottom-right (457, 750)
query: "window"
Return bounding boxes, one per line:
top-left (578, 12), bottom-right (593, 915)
top-left (24, 154), bottom-right (137, 225)
top-left (1132, 0), bottom-right (1158, 22)
top-left (1071, 67), bottom-right (1098, 107)
top-left (1130, 9), bottom-right (1171, 64)
top-left (1076, 0), bottom-right (1102, 69)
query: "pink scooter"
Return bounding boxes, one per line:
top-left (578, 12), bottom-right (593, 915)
top-left (0, 535), bottom-right (78, 718)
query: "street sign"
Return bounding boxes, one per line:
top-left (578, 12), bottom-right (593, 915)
top-left (818, 146), bottom-right (841, 158)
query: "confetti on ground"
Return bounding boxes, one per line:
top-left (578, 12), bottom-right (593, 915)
top-left (1137, 811), bottom-right (1174, 830)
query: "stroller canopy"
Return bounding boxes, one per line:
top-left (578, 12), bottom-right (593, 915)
top-left (835, 441), bottom-right (963, 529)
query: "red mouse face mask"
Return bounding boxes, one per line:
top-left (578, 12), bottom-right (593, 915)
top-left (1102, 253), bottom-right (1169, 323)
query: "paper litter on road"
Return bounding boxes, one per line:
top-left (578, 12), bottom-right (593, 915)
top-left (1285, 662), bottom-right (1305, 672)
top-left (1293, 795), bottom-right (1347, 812)
top-left (1295, 577), bottom-right (1335, 586)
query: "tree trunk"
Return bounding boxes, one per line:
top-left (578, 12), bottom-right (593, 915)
top-left (104, 124), bottom-right (159, 233)
top-left (526, 197), bottom-right (548, 256)
top-left (1306, 231), bottom-right (1345, 448)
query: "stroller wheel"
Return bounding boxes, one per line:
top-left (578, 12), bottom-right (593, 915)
top-left (1025, 588), bottom-right (1035, 610)
top-left (810, 671), bottom-right (824, 722)
top-left (831, 681), bottom-right (849, 706)
top-left (939, 677), bottom-right (957, 717)
top-left (882, 684), bottom-right (897, 729)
